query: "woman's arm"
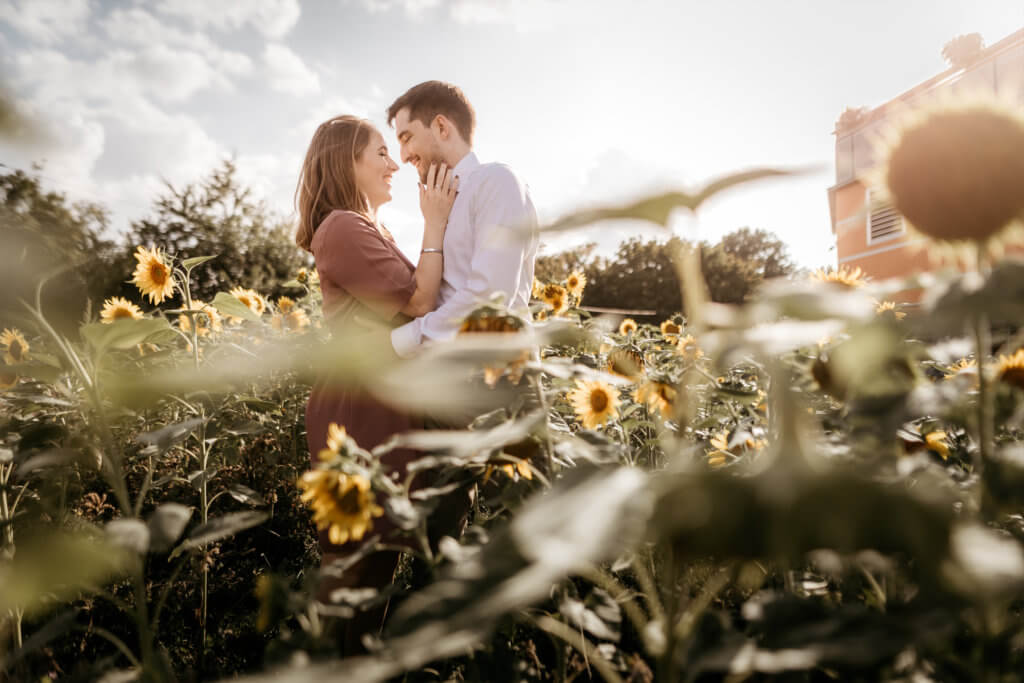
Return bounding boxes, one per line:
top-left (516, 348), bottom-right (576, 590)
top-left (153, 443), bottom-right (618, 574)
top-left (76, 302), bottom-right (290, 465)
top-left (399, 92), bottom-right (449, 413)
top-left (400, 163), bottom-right (458, 317)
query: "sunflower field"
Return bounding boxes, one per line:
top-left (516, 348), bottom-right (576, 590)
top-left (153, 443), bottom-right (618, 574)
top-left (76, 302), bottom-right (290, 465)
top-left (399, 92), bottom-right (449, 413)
top-left (5, 99), bottom-right (1024, 683)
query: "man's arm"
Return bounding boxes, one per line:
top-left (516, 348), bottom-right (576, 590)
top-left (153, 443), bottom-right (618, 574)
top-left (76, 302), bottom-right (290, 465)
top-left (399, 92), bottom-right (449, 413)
top-left (391, 166), bottom-right (537, 358)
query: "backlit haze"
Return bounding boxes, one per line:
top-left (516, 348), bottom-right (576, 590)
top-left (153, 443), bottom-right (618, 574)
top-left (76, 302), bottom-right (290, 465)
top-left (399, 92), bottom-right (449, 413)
top-left (2, 0), bottom-right (1022, 270)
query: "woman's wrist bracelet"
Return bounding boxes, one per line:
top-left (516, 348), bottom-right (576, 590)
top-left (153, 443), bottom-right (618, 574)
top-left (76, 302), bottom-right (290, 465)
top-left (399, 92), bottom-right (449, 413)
top-left (421, 248), bottom-right (443, 254)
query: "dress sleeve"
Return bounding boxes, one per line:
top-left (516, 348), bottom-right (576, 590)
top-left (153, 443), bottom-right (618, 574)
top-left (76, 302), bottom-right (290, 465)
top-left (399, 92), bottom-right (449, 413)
top-left (313, 211), bottom-right (417, 320)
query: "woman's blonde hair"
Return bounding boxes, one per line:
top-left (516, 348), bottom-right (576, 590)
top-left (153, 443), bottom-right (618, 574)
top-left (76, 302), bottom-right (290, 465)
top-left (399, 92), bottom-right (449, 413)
top-left (294, 115), bottom-right (373, 252)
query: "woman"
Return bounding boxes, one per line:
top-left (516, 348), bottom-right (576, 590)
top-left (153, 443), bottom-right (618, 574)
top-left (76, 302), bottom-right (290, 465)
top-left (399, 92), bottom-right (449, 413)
top-left (294, 115), bottom-right (457, 647)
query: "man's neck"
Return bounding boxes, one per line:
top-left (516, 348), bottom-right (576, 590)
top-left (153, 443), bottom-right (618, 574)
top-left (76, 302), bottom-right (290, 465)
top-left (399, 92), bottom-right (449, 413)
top-left (445, 143), bottom-right (472, 169)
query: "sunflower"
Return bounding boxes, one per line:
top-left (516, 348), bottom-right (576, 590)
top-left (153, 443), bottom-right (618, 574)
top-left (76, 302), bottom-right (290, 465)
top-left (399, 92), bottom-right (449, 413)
top-left (1, 328), bottom-right (30, 365)
top-left (297, 469), bottom-right (383, 545)
top-left (273, 309), bottom-right (311, 333)
top-left (459, 309), bottom-right (524, 334)
top-left (659, 319), bottom-right (682, 343)
top-left (618, 318), bottom-right (638, 336)
top-left (676, 334), bottom-right (703, 360)
top-left (707, 429), bottom-right (731, 468)
top-left (540, 283), bottom-right (570, 315)
top-left (531, 278), bottom-right (544, 299)
top-left (568, 379), bottom-right (620, 430)
top-left (483, 458), bottom-right (533, 484)
top-left (296, 268), bottom-right (310, 283)
top-left (100, 297), bottom-right (144, 323)
top-left (0, 366), bottom-right (18, 390)
top-left (566, 270), bottom-right (587, 299)
top-left (324, 422), bottom-right (350, 456)
top-left (811, 265), bottom-right (867, 288)
top-left (178, 300), bottom-right (222, 337)
top-left (534, 309), bottom-right (549, 322)
top-left (875, 300), bottom-right (906, 320)
top-left (276, 296), bottom-right (296, 314)
top-left (229, 286), bottom-right (267, 316)
top-left (993, 349), bottom-right (1024, 390)
top-left (924, 430), bottom-right (950, 460)
top-left (131, 246), bottom-right (176, 304)
top-left (607, 348), bottom-right (645, 381)
top-left (944, 357), bottom-right (977, 380)
top-left (878, 96), bottom-right (1024, 253)
top-left (633, 380), bottom-right (677, 419)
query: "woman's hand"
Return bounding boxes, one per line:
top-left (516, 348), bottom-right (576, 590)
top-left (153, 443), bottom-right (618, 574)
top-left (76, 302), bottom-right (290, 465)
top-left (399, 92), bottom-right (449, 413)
top-left (419, 162), bottom-right (459, 239)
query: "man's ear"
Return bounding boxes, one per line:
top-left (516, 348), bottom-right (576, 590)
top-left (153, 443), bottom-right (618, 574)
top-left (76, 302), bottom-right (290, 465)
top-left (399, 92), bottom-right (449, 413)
top-left (433, 114), bottom-right (451, 141)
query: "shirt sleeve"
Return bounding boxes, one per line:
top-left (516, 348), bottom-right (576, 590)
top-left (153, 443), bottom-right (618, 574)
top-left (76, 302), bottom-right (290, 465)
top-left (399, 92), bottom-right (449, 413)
top-left (314, 211), bottom-right (417, 321)
top-left (391, 166), bottom-right (537, 358)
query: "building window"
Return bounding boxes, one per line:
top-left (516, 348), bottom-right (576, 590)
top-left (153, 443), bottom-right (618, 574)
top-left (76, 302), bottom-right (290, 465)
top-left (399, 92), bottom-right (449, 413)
top-left (867, 188), bottom-right (904, 243)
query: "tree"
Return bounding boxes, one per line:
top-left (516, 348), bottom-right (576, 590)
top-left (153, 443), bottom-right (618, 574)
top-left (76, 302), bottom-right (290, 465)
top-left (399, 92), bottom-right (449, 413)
top-left (534, 227), bottom-right (797, 320)
top-left (715, 227), bottom-right (794, 280)
top-left (942, 33), bottom-right (984, 70)
top-left (124, 159), bottom-right (311, 304)
top-left (0, 167), bottom-right (122, 332)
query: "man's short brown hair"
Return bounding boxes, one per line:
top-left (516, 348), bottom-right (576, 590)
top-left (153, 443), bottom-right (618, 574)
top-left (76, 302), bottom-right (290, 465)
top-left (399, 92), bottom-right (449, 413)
top-left (387, 81), bottom-right (476, 145)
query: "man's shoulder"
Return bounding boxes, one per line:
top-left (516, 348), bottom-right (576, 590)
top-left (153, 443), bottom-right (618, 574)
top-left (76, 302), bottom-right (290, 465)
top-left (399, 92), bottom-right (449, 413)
top-left (472, 162), bottom-right (529, 196)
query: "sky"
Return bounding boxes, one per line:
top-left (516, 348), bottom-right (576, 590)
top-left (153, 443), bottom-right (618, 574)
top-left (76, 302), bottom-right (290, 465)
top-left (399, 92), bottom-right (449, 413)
top-left (1, 0), bottom-right (1022, 271)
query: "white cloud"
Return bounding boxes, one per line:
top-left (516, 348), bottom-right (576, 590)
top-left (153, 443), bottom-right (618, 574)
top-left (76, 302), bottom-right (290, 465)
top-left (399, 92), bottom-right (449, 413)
top-left (154, 0), bottom-right (300, 39)
top-left (346, 0), bottom-right (581, 31)
top-left (0, 0), bottom-right (91, 44)
top-left (291, 94), bottom-right (380, 140)
top-left (357, 0), bottom-right (442, 17)
top-left (263, 43), bottom-right (320, 96)
top-left (1, 96), bottom-right (105, 184)
top-left (448, 0), bottom-right (586, 31)
top-left (100, 7), bottom-right (253, 79)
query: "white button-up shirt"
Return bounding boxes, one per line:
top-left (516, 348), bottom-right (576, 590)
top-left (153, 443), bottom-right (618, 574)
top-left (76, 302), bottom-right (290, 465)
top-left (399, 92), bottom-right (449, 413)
top-left (391, 151), bottom-right (539, 358)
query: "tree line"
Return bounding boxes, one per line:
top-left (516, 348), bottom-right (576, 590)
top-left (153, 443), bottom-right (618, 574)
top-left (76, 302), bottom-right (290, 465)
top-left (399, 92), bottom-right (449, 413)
top-left (1, 161), bottom-right (798, 331)
top-left (534, 227), bottom-right (797, 321)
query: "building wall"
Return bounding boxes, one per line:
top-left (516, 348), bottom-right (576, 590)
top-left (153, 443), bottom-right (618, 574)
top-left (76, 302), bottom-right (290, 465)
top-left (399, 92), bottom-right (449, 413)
top-left (827, 28), bottom-right (1024, 301)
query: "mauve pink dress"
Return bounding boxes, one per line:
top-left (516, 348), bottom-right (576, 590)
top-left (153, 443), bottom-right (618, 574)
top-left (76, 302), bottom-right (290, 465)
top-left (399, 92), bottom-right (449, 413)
top-left (305, 209), bottom-right (420, 554)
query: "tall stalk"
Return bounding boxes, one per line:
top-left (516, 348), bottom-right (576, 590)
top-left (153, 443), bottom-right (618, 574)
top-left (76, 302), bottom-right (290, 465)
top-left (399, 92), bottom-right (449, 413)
top-left (1, 462), bottom-right (24, 651)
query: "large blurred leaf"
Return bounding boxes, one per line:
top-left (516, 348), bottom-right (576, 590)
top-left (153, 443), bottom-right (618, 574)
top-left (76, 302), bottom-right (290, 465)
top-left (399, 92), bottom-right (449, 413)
top-left (683, 594), bottom-right (954, 678)
top-left (242, 466), bottom-right (652, 683)
top-left (212, 291), bottom-right (261, 322)
top-left (80, 317), bottom-right (172, 353)
top-left (0, 532), bottom-right (130, 616)
top-left (388, 411), bottom-right (545, 471)
top-left (543, 168), bottom-right (796, 233)
top-left (915, 260), bottom-right (1024, 334)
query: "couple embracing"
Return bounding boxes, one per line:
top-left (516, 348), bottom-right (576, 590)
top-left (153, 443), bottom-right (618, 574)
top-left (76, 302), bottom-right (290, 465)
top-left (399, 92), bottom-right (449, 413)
top-left (293, 81), bottom-right (540, 640)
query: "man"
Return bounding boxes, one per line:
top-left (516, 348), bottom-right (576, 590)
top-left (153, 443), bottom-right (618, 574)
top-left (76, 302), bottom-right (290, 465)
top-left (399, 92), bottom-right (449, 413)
top-left (386, 80), bottom-right (539, 358)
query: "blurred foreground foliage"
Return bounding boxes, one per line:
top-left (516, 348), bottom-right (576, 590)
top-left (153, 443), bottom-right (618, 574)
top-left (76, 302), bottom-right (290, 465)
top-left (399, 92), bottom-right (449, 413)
top-left (3, 131), bottom-right (1024, 683)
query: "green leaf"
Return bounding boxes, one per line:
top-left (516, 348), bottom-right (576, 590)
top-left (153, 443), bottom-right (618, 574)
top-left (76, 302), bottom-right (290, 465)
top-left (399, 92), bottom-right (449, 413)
top-left (543, 168), bottom-right (796, 233)
top-left (105, 519), bottom-right (150, 554)
top-left (147, 503), bottom-right (193, 553)
top-left (181, 254), bottom-right (218, 270)
top-left (212, 291), bottom-right (261, 321)
top-left (226, 484), bottom-right (266, 507)
top-left (80, 318), bottom-right (172, 352)
top-left (170, 511), bottom-right (268, 558)
top-left (137, 417), bottom-right (204, 453)
top-left (0, 532), bottom-right (130, 617)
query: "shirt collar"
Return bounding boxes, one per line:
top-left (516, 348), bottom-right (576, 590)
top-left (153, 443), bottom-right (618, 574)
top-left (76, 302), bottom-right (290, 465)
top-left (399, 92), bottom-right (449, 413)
top-left (451, 151), bottom-right (480, 179)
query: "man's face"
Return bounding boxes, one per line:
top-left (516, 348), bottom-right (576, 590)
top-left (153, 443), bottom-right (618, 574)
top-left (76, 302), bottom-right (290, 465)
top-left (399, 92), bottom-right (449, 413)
top-left (394, 107), bottom-right (445, 184)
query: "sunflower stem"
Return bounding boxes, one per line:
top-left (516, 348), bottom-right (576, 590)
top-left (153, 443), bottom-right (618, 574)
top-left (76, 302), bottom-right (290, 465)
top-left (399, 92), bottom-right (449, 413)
top-left (973, 311), bottom-right (993, 488)
top-left (1, 463), bottom-right (24, 652)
